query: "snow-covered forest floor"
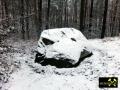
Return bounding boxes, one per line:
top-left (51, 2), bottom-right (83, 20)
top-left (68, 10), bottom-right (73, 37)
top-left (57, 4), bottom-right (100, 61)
top-left (1, 35), bottom-right (120, 90)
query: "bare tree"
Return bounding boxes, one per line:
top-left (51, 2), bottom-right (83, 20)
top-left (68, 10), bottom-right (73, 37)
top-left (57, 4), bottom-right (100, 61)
top-left (20, 0), bottom-right (25, 39)
top-left (101, 0), bottom-right (109, 39)
top-left (46, 0), bottom-right (51, 29)
top-left (89, 0), bottom-right (94, 32)
top-left (79, 0), bottom-right (85, 32)
top-left (64, 0), bottom-right (68, 27)
top-left (1, 0), bottom-right (9, 28)
top-left (25, 0), bottom-right (30, 39)
top-left (110, 0), bottom-right (119, 36)
top-left (38, 0), bottom-right (42, 36)
top-left (73, 0), bottom-right (78, 26)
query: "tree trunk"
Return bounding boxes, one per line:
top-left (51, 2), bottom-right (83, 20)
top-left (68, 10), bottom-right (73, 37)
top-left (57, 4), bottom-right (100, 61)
top-left (1, 0), bottom-right (9, 28)
top-left (89, 0), bottom-right (94, 32)
top-left (60, 1), bottom-right (64, 27)
top-left (33, 0), bottom-right (39, 38)
top-left (64, 0), bottom-right (68, 27)
top-left (110, 0), bottom-right (119, 36)
top-left (37, 0), bottom-right (42, 36)
top-left (46, 0), bottom-right (50, 29)
top-left (20, 0), bottom-right (25, 39)
top-left (25, 0), bottom-right (30, 39)
top-left (1, 0), bottom-right (5, 28)
top-left (79, 0), bottom-right (85, 32)
top-left (74, 0), bottom-right (78, 27)
top-left (101, 0), bottom-right (108, 39)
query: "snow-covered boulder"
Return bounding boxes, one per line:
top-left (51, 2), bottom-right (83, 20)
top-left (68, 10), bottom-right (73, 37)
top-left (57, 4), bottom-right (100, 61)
top-left (35, 28), bottom-right (92, 68)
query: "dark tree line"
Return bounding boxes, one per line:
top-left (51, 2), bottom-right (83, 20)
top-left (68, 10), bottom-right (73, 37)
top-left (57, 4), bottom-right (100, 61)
top-left (0, 0), bottom-right (120, 39)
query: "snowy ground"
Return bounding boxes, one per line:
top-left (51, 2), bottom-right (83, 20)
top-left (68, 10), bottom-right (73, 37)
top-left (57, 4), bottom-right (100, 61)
top-left (1, 36), bottom-right (120, 90)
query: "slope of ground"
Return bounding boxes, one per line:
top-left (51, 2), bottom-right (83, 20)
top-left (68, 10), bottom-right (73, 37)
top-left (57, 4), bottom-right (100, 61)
top-left (1, 36), bottom-right (120, 90)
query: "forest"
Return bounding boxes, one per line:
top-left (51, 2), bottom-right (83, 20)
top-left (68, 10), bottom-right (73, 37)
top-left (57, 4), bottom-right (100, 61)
top-left (0, 0), bottom-right (120, 40)
top-left (1, 0), bottom-right (120, 90)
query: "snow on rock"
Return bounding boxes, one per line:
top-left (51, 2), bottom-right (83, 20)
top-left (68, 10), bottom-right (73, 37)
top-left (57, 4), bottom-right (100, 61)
top-left (51, 38), bottom-right (84, 62)
top-left (41, 28), bottom-right (87, 42)
top-left (37, 28), bottom-right (89, 64)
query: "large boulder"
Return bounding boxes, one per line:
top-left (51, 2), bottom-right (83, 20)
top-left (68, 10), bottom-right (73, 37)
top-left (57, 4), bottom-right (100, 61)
top-left (35, 28), bottom-right (92, 68)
